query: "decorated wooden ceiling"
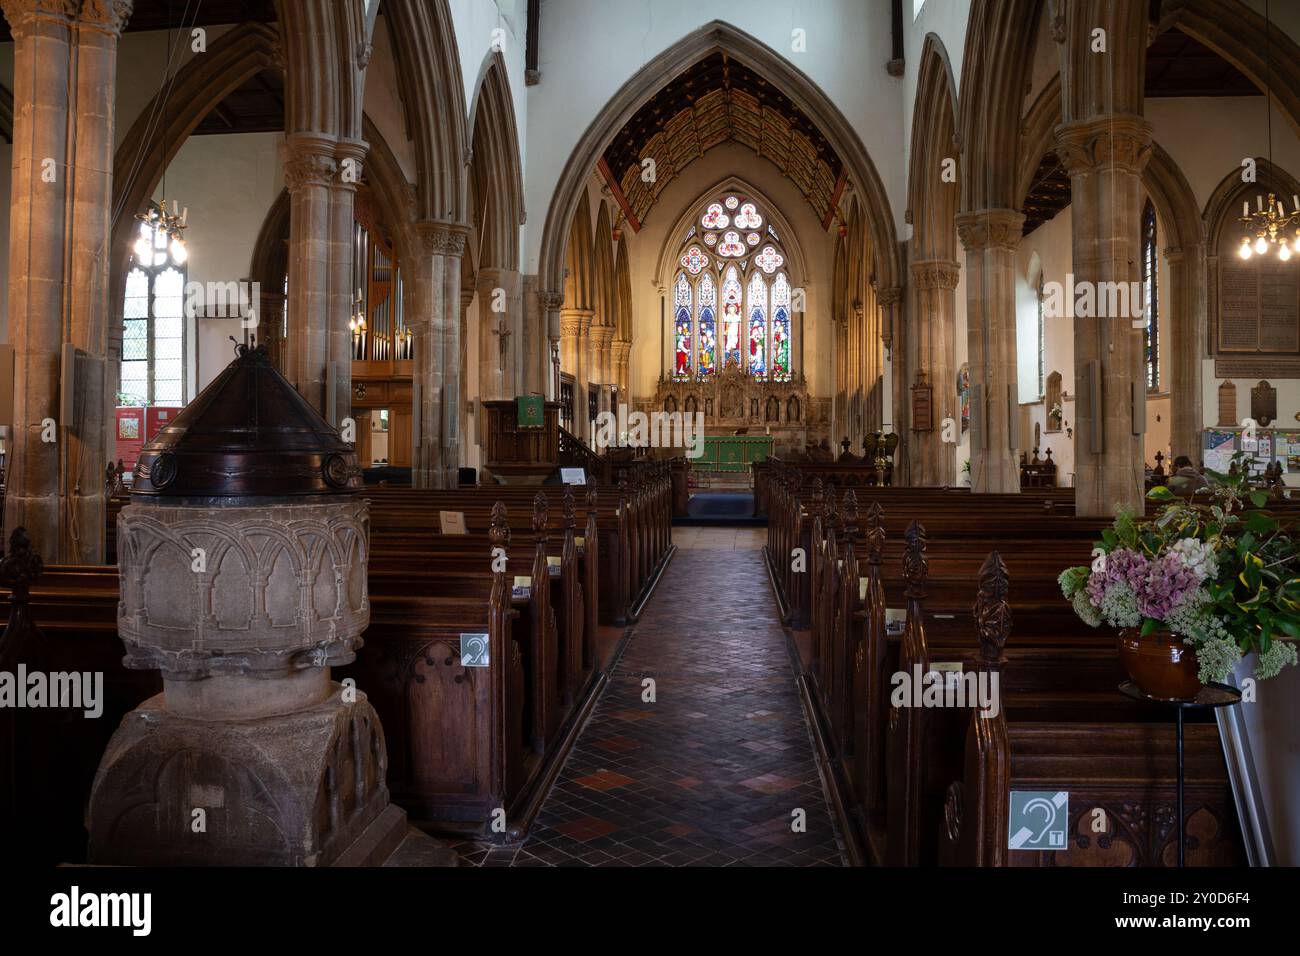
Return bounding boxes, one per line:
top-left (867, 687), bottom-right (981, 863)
top-left (600, 52), bottom-right (846, 232)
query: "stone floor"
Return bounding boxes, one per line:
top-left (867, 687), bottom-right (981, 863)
top-left (451, 543), bottom-right (846, 867)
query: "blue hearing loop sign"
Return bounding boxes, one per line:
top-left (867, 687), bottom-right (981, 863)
top-left (1008, 790), bottom-right (1069, 850)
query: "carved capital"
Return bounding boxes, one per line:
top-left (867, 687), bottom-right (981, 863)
top-left (281, 136), bottom-right (339, 190)
top-left (0, 0), bottom-right (78, 33)
top-left (416, 219), bottom-right (469, 258)
top-left (539, 290), bottom-right (565, 312)
top-left (956, 208), bottom-right (1025, 252)
top-left (877, 286), bottom-right (903, 308)
top-left (910, 258), bottom-right (961, 291)
top-left (79, 0), bottom-right (132, 35)
top-left (1054, 115), bottom-right (1153, 177)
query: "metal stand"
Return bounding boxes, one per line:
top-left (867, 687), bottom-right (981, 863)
top-left (1119, 680), bottom-right (1242, 867)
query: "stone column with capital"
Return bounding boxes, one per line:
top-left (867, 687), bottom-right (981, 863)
top-left (560, 307), bottom-right (593, 439)
top-left (1165, 244), bottom-right (1206, 465)
top-left (957, 208), bottom-right (1024, 494)
top-left (906, 262), bottom-right (959, 486)
top-left (540, 291), bottom-right (564, 401)
top-left (1, 0), bottom-right (132, 563)
top-left (327, 139), bottom-right (367, 427)
top-left (412, 220), bottom-right (468, 488)
top-left (282, 134), bottom-right (339, 417)
top-left (1056, 116), bottom-right (1152, 515)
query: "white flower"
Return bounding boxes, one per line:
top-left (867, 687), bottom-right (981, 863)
top-left (1168, 537), bottom-right (1218, 583)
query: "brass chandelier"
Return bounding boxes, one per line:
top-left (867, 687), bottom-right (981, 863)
top-left (1237, 0), bottom-right (1296, 262)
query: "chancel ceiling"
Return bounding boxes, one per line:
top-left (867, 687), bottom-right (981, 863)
top-left (600, 51), bottom-right (846, 233)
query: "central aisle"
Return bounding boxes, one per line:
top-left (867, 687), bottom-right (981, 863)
top-left (457, 529), bottom-right (846, 867)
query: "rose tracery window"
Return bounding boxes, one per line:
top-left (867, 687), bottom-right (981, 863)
top-left (669, 193), bottom-right (795, 382)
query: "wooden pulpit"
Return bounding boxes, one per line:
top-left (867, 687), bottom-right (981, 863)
top-left (480, 399), bottom-right (562, 483)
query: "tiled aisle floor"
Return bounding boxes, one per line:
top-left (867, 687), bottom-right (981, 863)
top-left (452, 545), bottom-right (846, 867)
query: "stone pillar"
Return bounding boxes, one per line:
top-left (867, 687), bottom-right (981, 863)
top-left (560, 307), bottom-right (592, 440)
top-left (1166, 243), bottom-right (1206, 465)
top-left (957, 208), bottom-right (1024, 494)
top-left (612, 339), bottom-right (631, 395)
top-left (283, 134), bottom-right (337, 417)
top-left (1056, 116), bottom-right (1152, 516)
top-left (326, 138), bottom-right (367, 427)
top-left (540, 291), bottom-right (563, 401)
top-left (908, 262), bottom-right (959, 486)
top-left (477, 268), bottom-right (507, 403)
top-left (590, 324), bottom-right (614, 393)
top-left (413, 220), bottom-right (467, 488)
top-left (1, 0), bottom-right (130, 563)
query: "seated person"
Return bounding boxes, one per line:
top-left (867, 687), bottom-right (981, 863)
top-left (1166, 455), bottom-right (1209, 493)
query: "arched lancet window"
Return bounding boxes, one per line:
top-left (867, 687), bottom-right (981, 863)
top-left (121, 202), bottom-right (187, 406)
top-left (1142, 199), bottom-right (1159, 391)
top-left (1036, 272), bottom-right (1046, 399)
top-left (670, 191), bottom-right (794, 381)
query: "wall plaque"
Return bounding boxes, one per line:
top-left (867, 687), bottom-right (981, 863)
top-left (1251, 379), bottom-right (1277, 427)
top-left (1218, 380), bottom-right (1237, 427)
top-left (910, 369), bottom-right (933, 432)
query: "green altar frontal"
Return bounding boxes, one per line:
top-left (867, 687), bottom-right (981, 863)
top-left (691, 435), bottom-right (773, 473)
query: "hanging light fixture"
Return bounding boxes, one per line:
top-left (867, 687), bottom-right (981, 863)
top-left (1239, 0), bottom-right (1298, 261)
top-left (135, 5), bottom-right (190, 270)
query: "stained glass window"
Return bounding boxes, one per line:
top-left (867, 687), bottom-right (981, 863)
top-left (747, 272), bottom-right (767, 376)
top-left (698, 272), bottom-right (717, 376)
top-left (667, 193), bottom-right (796, 381)
top-left (717, 231), bottom-right (746, 257)
top-left (702, 203), bottom-right (729, 229)
top-left (680, 245), bottom-right (708, 275)
top-left (722, 266), bottom-right (743, 369)
top-left (754, 245), bottom-right (784, 274)
top-left (1142, 199), bottom-right (1159, 391)
top-left (734, 203), bottom-right (762, 230)
top-left (772, 273), bottom-right (791, 381)
top-left (674, 273), bottom-right (693, 378)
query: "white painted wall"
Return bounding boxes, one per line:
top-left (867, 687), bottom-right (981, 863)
top-left (146, 130), bottom-right (285, 398)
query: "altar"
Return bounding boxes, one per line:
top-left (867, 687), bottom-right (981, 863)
top-left (634, 358), bottom-right (830, 456)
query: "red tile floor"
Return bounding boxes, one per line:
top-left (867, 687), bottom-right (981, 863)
top-left (451, 546), bottom-right (847, 867)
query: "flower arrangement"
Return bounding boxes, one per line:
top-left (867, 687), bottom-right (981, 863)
top-left (1059, 452), bottom-right (1299, 684)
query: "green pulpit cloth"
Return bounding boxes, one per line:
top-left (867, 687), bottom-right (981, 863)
top-left (517, 395), bottom-right (545, 428)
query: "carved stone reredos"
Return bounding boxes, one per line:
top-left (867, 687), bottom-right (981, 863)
top-left (116, 497), bottom-right (370, 682)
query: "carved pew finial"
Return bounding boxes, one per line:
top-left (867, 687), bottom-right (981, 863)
top-left (489, 501), bottom-right (510, 551)
top-left (563, 485), bottom-right (577, 529)
top-left (532, 491), bottom-right (548, 538)
top-left (865, 501), bottom-right (885, 567)
top-left (973, 551), bottom-right (1012, 670)
top-left (841, 489), bottom-right (859, 537)
top-left (0, 527), bottom-right (44, 596)
top-left (585, 484), bottom-right (598, 516)
top-left (903, 520), bottom-right (928, 599)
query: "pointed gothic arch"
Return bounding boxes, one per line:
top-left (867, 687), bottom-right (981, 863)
top-left (382, 0), bottom-right (469, 225)
top-left (468, 51), bottom-right (524, 272)
top-left (593, 202), bottom-right (617, 330)
top-left (537, 20), bottom-right (901, 304)
top-left (564, 190), bottom-right (595, 313)
top-left (908, 33), bottom-right (960, 262)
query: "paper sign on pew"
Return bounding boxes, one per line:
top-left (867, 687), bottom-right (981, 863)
top-left (885, 608), bottom-right (906, 636)
top-left (547, 555), bottom-right (561, 577)
top-left (560, 467), bottom-right (586, 486)
top-left (512, 576), bottom-right (531, 600)
top-left (439, 511), bottom-right (467, 535)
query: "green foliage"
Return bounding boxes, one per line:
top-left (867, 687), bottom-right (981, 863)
top-left (1063, 450), bottom-right (1298, 682)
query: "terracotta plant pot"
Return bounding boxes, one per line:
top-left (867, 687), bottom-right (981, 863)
top-left (1118, 628), bottom-right (1203, 701)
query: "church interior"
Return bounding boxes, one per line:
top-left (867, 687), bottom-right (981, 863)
top-left (0, 0), bottom-right (1297, 915)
